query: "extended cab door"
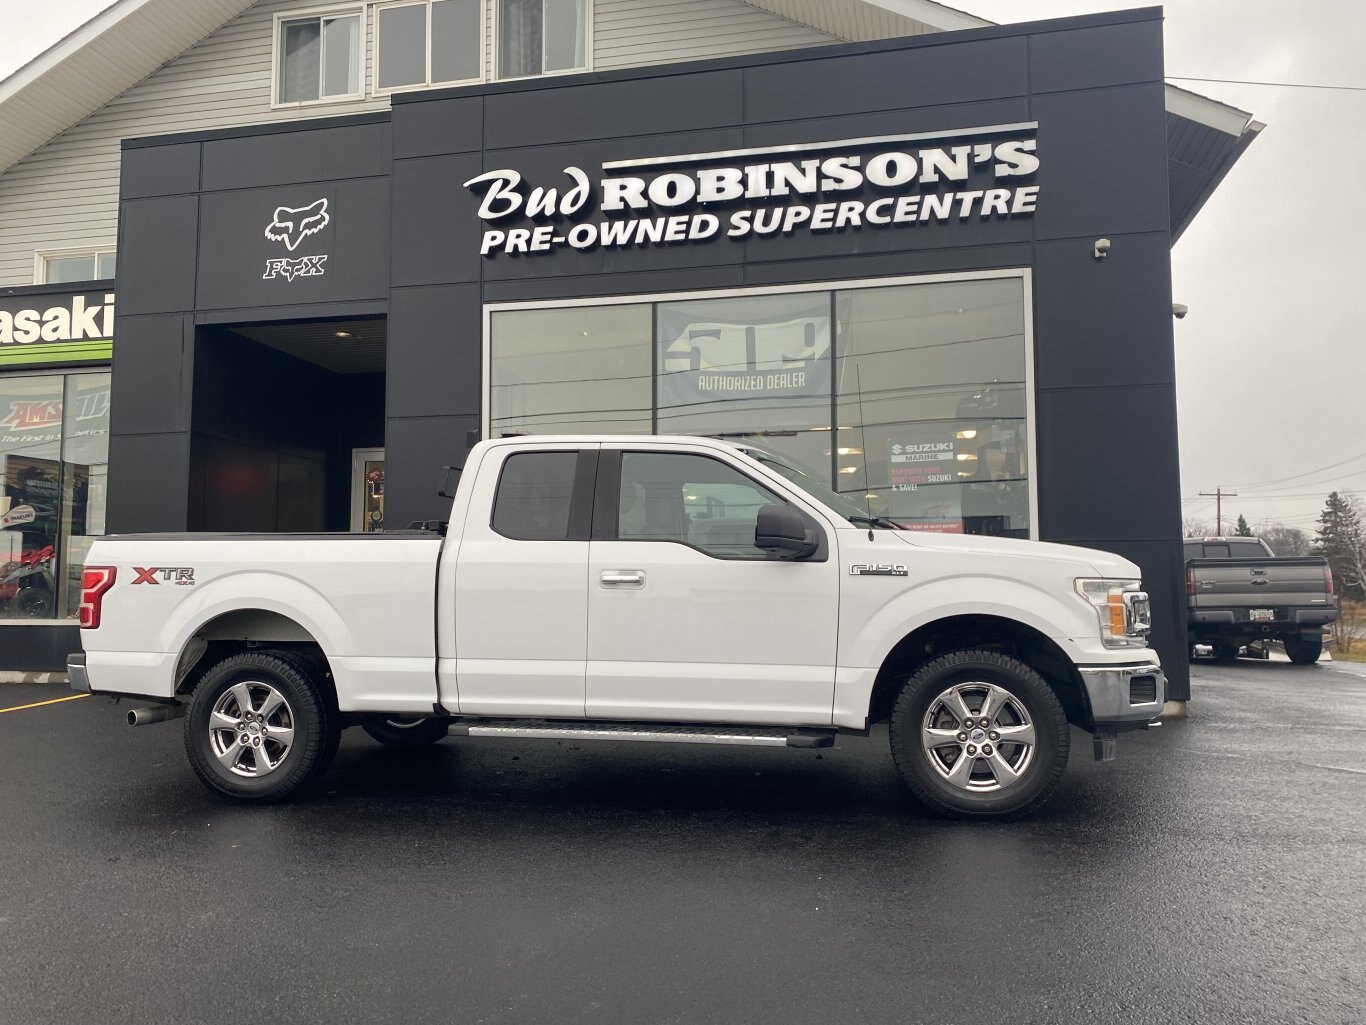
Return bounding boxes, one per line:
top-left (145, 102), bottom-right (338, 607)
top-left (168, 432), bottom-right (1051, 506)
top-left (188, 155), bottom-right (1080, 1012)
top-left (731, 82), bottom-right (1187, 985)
top-left (449, 444), bottom-right (597, 717)
top-left (585, 446), bottom-right (839, 725)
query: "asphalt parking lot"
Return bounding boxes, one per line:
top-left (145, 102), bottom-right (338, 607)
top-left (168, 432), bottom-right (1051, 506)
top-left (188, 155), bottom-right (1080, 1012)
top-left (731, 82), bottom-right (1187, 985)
top-left (2, 658), bottom-right (1364, 1025)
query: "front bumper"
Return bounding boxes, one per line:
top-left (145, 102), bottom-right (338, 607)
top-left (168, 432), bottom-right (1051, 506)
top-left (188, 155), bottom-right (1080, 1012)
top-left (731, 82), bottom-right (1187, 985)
top-left (1077, 661), bottom-right (1166, 728)
top-left (67, 652), bottom-right (90, 693)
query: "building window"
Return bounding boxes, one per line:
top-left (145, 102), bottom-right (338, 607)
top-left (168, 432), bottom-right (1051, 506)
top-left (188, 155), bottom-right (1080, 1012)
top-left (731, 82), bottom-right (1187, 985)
top-left (490, 304), bottom-right (652, 434)
top-left (36, 249), bottom-right (115, 284)
top-left (0, 371), bottom-right (110, 622)
top-left (276, 7), bottom-right (363, 105)
top-left (497, 0), bottom-right (588, 80)
top-left (376, 0), bottom-right (484, 91)
top-left (486, 273), bottom-right (1034, 539)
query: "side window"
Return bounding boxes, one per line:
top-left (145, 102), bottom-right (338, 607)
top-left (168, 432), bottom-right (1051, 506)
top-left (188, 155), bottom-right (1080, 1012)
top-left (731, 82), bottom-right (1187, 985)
top-left (492, 452), bottom-right (577, 540)
top-left (618, 452), bottom-right (787, 559)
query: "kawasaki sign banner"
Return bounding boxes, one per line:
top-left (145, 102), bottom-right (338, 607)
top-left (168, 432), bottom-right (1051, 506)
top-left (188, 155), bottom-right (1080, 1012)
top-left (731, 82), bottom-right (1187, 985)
top-left (463, 122), bottom-right (1040, 258)
top-left (0, 289), bottom-right (114, 368)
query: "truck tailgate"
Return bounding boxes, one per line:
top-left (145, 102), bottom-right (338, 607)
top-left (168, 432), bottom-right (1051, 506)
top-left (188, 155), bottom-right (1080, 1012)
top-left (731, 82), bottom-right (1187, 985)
top-left (1187, 557), bottom-right (1333, 614)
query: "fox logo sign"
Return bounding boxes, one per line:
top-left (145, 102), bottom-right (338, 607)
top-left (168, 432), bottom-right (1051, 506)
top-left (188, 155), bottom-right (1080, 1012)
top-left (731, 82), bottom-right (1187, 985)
top-left (264, 198), bottom-right (330, 251)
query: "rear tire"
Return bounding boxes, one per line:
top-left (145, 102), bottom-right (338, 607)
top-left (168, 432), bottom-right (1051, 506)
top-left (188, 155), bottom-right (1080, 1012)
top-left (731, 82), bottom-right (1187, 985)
top-left (184, 651), bottom-right (338, 803)
top-left (889, 649), bottom-right (1069, 820)
top-left (361, 716), bottom-right (450, 749)
top-left (1283, 636), bottom-right (1323, 665)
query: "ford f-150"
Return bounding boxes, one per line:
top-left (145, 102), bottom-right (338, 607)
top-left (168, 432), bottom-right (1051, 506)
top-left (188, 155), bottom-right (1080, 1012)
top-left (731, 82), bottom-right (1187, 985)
top-left (69, 435), bottom-right (1165, 819)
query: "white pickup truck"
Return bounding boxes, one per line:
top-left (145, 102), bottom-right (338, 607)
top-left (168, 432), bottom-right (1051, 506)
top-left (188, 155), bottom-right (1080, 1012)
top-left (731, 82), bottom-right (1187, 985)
top-left (70, 435), bottom-right (1164, 819)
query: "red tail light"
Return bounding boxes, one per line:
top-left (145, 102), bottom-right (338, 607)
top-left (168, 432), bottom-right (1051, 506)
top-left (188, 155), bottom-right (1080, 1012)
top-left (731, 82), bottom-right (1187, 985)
top-left (1325, 565), bottom-right (1335, 597)
top-left (1186, 567), bottom-right (1195, 597)
top-left (79, 566), bottom-right (116, 629)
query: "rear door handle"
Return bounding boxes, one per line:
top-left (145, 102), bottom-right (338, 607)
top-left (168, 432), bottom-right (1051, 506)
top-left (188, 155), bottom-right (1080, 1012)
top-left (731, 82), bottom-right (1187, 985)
top-left (601, 570), bottom-right (645, 588)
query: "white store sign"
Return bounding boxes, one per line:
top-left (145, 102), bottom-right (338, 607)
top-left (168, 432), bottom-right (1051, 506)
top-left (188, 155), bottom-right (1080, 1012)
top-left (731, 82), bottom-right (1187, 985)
top-left (463, 122), bottom-right (1041, 257)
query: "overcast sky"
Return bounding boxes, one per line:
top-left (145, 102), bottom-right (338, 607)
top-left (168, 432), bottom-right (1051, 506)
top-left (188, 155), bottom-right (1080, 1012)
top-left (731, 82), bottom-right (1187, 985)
top-left (2, 0), bottom-right (1361, 538)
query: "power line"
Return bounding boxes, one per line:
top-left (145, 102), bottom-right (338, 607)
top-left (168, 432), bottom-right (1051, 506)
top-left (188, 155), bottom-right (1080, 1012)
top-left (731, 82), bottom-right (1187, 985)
top-left (1223, 450), bottom-right (1366, 491)
top-left (1168, 75), bottom-right (1366, 93)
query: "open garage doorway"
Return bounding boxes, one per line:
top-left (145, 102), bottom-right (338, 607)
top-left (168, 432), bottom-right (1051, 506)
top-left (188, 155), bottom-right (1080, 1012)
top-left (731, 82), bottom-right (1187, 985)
top-left (189, 317), bottom-right (385, 532)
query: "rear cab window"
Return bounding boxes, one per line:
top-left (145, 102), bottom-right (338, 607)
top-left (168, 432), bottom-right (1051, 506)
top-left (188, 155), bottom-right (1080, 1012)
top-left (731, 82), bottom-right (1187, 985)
top-left (491, 451), bottom-right (579, 540)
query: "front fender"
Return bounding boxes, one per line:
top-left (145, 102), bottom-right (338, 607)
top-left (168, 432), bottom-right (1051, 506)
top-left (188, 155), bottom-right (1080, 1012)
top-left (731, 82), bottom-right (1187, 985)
top-left (842, 574), bottom-right (1092, 671)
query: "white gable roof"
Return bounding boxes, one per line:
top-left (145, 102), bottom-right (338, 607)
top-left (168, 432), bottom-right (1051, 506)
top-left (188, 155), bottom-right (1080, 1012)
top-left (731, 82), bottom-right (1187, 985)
top-left (0, 0), bottom-right (1257, 190)
top-left (0, 0), bottom-right (255, 176)
top-left (740, 0), bottom-right (987, 39)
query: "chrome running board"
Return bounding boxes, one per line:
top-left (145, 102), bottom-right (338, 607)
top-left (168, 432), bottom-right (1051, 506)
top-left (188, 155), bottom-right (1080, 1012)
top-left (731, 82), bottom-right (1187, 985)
top-left (449, 718), bottom-right (835, 749)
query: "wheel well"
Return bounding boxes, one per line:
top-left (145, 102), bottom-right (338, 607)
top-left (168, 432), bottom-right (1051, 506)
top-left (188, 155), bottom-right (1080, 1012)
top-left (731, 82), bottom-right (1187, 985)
top-left (867, 615), bottom-right (1090, 728)
top-left (174, 609), bottom-right (336, 706)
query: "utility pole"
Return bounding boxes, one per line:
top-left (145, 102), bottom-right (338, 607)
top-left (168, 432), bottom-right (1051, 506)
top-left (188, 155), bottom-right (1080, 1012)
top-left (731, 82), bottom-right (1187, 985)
top-left (1199, 487), bottom-right (1238, 535)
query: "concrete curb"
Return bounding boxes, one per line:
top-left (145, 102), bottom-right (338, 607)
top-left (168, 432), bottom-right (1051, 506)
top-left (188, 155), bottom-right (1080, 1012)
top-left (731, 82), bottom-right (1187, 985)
top-left (0, 672), bottom-right (69, 685)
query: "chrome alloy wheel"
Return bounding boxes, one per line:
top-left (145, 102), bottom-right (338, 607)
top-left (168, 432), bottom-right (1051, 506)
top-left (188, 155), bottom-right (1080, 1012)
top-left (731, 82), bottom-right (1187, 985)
top-left (920, 681), bottom-right (1036, 793)
top-left (208, 681), bottom-right (296, 778)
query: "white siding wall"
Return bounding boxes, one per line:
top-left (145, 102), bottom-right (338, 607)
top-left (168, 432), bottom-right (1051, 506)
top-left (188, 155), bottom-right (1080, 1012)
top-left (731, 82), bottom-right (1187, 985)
top-left (0, 0), bottom-right (838, 285)
top-left (594, 0), bottom-right (835, 69)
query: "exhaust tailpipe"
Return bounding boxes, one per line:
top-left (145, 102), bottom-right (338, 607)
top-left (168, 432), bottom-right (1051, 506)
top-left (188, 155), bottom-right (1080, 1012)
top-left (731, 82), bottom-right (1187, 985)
top-left (127, 704), bottom-right (187, 727)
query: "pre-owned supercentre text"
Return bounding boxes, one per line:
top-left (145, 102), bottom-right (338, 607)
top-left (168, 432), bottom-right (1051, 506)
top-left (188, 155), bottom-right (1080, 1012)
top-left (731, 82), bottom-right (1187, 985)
top-left (464, 133), bottom-right (1040, 257)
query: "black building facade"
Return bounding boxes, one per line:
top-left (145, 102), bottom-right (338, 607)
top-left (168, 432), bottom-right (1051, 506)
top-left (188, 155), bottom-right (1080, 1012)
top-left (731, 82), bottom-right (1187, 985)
top-left (29, 9), bottom-right (1207, 696)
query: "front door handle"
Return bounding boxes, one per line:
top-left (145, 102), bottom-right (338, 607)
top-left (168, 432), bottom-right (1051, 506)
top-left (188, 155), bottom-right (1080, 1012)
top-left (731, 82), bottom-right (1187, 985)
top-left (600, 570), bottom-right (645, 588)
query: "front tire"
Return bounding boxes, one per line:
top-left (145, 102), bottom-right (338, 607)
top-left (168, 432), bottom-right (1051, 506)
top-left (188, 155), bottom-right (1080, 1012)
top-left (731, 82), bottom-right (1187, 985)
top-left (361, 716), bottom-right (450, 749)
top-left (185, 651), bottom-right (338, 803)
top-left (889, 649), bottom-right (1069, 820)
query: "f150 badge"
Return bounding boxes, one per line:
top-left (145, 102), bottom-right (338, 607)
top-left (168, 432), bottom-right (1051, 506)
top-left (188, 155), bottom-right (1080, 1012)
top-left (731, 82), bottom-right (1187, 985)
top-left (849, 564), bottom-right (908, 576)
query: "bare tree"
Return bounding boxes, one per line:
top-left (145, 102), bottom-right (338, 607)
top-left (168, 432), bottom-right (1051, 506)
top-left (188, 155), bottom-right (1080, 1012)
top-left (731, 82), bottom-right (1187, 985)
top-left (1257, 522), bottom-right (1311, 557)
top-left (1183, 517), bottom-right (1213, 538)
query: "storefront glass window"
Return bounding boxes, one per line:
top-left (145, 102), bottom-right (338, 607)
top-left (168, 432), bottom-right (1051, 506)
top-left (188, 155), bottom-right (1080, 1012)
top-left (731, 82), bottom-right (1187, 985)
top-left (836, 278), bottom-right (1029, 536)
top-left (656, 292), bottom-right (833, 482)
top-left (485, 274), bottom-right (1031, 538)
top-left (490, 304), bottom-right (652, 435)
top-left (0, 371), bottom-right (110, 621)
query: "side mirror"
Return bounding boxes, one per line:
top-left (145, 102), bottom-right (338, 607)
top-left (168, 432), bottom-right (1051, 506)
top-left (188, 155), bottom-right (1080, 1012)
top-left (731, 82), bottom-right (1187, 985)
top-left (755, 505), bottom-right (818, 560)
top-left (438, 465), bottom-right (462, 499)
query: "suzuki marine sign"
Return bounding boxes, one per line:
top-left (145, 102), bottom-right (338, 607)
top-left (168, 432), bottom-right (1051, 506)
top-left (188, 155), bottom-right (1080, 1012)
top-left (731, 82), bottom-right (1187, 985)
top-left (463, 122), bottom-right (1041, 257)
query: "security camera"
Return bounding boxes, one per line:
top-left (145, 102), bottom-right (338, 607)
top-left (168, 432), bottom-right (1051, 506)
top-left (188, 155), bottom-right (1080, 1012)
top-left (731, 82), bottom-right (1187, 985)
top-left (1172, 303), bottom-right (1189, 320)
top-left (1093, 238), bottom-right (1112, 259)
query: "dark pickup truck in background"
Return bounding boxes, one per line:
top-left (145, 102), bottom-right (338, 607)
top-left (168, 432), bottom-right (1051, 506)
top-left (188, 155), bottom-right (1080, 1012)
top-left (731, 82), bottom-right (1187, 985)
top-left (1185, 537), bottom-right (1338, 664)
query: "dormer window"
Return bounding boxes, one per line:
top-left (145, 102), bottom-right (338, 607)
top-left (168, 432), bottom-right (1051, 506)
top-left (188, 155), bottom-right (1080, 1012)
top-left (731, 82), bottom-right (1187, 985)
top-left (275, 7), bottom-right (364, 105)
top-left (496, 0), bottom-right (588, 80)
top-left (375, 0), bottom-right (484, 93)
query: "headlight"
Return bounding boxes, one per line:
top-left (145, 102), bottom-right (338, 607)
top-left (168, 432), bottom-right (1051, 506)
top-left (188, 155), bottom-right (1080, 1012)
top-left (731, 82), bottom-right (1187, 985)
top-left (1075, 578), bottom-right (1152, 648)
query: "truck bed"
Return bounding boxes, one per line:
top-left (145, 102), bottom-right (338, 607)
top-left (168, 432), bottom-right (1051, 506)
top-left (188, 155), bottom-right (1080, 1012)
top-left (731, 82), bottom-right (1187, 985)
top-left (79, 531), bottom-right (445, 712)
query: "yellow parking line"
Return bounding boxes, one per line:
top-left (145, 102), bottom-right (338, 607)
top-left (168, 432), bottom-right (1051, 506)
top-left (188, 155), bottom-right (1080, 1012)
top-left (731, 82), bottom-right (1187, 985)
top-left (0, 694), bottom-right (90, 714)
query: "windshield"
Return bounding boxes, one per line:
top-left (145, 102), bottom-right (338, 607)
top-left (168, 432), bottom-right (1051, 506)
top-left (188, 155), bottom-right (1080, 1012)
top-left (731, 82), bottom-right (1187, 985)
top-left (747, 451), bottom-right (900, 529)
